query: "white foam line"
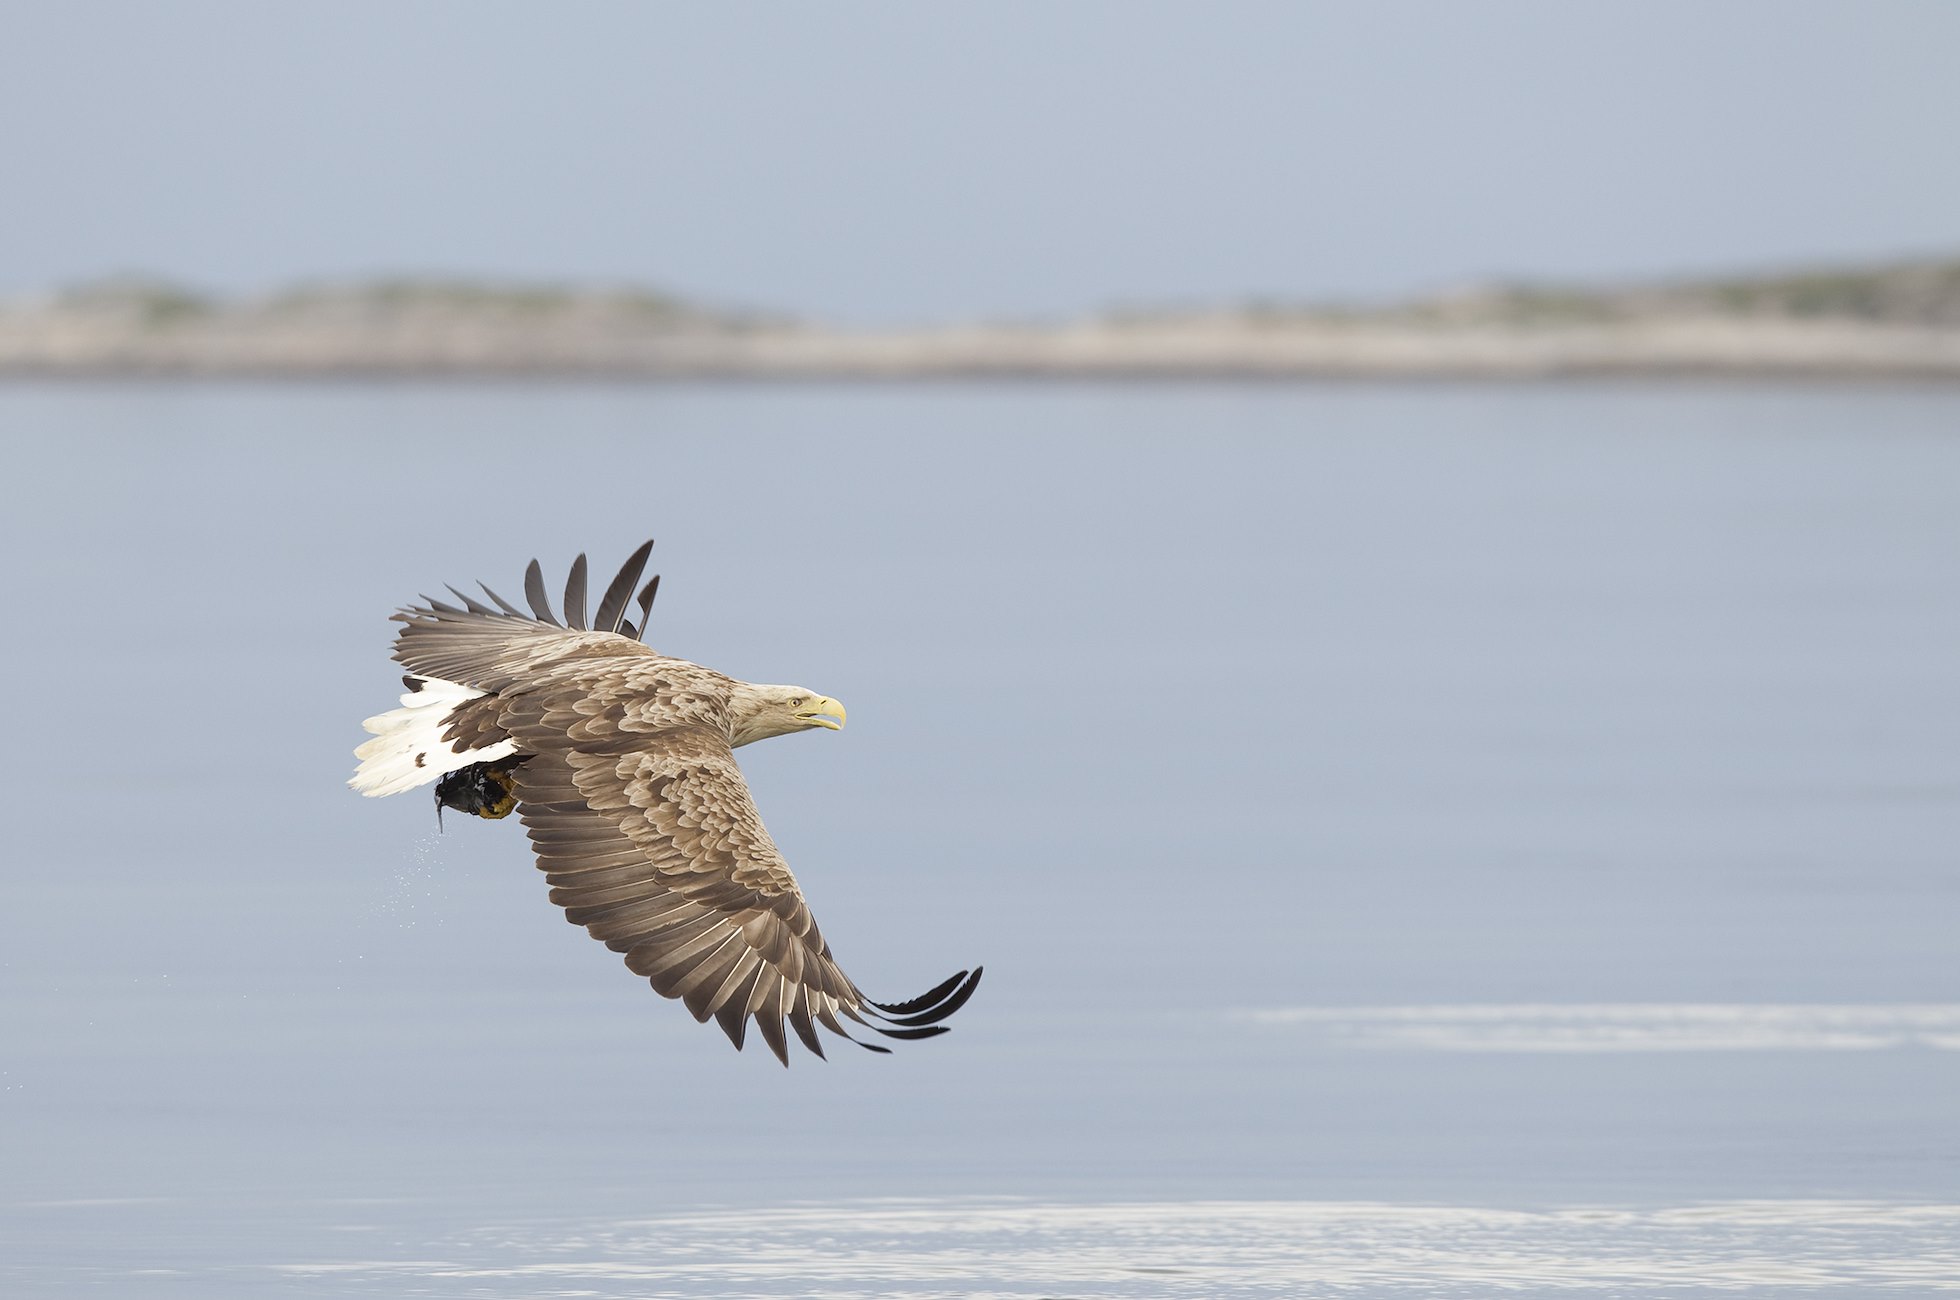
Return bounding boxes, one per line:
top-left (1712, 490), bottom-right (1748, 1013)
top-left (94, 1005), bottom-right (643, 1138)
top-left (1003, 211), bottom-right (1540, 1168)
top-left (266, 1199), bottom-right (1960, 1292)
top-left (1232, 1003), bottom-right (1960, 1051)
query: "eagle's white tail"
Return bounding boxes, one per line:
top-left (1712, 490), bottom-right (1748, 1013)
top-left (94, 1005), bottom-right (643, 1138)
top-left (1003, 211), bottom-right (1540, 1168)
top-left (349, 676), bottom-right (518, 798)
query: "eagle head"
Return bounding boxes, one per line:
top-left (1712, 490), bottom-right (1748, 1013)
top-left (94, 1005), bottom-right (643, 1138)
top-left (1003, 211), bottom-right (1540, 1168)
top-left (727, 682), bottom-right (847, 748)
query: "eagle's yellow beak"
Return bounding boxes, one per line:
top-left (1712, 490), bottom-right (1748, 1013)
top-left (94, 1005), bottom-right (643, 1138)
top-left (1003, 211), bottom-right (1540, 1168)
top-left (796, 696), bottom-right (846, 731)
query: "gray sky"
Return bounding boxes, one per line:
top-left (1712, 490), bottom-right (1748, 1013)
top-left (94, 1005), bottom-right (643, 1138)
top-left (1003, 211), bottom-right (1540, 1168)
top-left (3, 1), bottom-right (1956, 323)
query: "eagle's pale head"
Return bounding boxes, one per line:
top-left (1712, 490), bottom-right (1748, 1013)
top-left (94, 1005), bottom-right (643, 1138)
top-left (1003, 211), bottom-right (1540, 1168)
top-left (726, 682), bottom-right (847, 748)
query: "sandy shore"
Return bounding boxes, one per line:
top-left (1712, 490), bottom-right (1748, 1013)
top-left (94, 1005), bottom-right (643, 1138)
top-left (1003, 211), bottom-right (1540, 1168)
top-left (7, 314), bottom-right (1960, 381)
top-left (7, 269), bottom-right (1960, 380)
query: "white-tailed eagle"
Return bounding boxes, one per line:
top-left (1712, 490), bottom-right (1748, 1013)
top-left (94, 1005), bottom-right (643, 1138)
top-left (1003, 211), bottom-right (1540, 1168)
top-left (350, 541), bottom-right (980, 1063)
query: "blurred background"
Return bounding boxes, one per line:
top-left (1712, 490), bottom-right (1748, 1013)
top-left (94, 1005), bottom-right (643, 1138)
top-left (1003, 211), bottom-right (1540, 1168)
top-left (3, 4), bottom-right (1958, 1297)
top-left (6, 1), bottom-right (1960, 321)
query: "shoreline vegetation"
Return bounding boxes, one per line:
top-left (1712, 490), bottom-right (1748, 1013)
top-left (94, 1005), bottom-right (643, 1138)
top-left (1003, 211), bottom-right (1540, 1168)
top-left (6, 256), bottom-right (1960, 380)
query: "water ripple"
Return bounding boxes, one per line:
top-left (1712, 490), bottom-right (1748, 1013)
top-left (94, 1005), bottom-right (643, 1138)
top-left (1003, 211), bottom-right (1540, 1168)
top-left (271, 1198), bottom-right (1960, 1297)
top-left (1234, 1003), bottom-right (1960, 1051)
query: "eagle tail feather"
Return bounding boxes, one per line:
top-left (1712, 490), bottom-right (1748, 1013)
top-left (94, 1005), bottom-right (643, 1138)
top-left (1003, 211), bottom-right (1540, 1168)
top-left (349, 675), bottom-right (518, 797)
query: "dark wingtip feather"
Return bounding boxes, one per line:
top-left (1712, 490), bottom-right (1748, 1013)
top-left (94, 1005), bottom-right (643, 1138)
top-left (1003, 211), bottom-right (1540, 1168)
top-left (789, 1006), bottom-right (826, 1059)
top-left (870, 968), bottom-right (983, 1029)
top-left (870, 970), bottom-right (969, 1017)
top-left (755, 1012), bottom-right (791, 1067)
top-left (479, 582), bottom-right (527, 618)
top-left (871, 1024), bottom-right (953, 1041)
top-left (446, 584), bottom-right (498, 616)
top-left (633, 575), bottom-right (660, 642)
top-left (713, 999), bottom-right (749, 1051)
top-left (817, 1002), bottom-right (897, 1056)
top-left (523, 559), bottom-right (561, 626)
top-left (594, 540), bottom-right (654, 636)
top-left (564, 553), bottom-right (589, 630)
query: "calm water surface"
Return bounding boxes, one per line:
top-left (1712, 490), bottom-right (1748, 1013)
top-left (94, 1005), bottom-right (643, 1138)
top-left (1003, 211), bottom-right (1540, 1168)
top-left (1, 381), bottom-right (1956, 1296)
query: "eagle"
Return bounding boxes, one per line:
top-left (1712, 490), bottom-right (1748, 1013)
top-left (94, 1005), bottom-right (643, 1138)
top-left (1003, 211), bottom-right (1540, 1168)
top-left (349, 541), bottom-right (980, 1063)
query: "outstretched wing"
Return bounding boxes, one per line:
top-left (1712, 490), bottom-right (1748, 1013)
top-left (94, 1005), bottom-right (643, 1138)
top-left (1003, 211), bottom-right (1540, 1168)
top-left (501, 686), bottom-right (979, 1064)
top-left (388, 541), bottom-right (664, 692)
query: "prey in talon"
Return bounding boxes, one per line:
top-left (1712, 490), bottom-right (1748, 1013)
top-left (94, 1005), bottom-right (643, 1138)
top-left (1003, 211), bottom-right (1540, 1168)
top-left (434, 756), bottom-right (525, 828)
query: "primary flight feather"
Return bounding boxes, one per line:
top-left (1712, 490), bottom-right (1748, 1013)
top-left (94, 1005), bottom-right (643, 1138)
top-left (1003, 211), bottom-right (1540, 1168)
top-left (350, 540), bottom-right (981, 1064)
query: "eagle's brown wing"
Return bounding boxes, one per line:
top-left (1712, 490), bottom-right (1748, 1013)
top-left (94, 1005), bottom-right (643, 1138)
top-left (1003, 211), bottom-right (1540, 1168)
top-left (501, 686), bottom-right (979, 1064)
top-left (389, 544), bottom-right (662, 693)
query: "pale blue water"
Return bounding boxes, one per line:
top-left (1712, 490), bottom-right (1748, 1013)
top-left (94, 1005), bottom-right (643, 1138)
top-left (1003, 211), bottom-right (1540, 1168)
top-left (2, 381), bottom-right (1957, 1296)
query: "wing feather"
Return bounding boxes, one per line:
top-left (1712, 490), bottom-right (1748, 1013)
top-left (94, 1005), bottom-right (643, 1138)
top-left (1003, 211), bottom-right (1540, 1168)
top-left (444, 585), bottom-right (499, 616)
top-left (752, 977), bottom-right (792, 1065)
top-left (710, 959), bottom-right (766, 1047)
top-left (671, 933), bottom-right (749, 1016)
top-left (478, 582), bottom-right (528, 618)
top-left (524, 558), bottom-right (560, 625)
top-left (632, 575), bottom-right (660, 642)
top-left (563, 553), bottom-right (589, 631)
top-left (594, 540), bottom-right (654, 635)
top-left (786, 985), bottom-right (825, 1059)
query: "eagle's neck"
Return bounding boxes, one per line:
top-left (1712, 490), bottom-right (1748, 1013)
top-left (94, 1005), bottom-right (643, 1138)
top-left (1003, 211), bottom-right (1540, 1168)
top-left (725, 680), bottom-right (789, 748)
